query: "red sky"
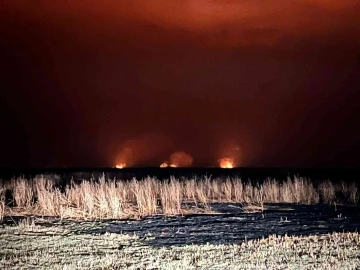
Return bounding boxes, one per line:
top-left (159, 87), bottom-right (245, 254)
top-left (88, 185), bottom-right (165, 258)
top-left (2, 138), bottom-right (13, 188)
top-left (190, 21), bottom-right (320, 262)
top-left (1, 1), bottom-right (360, 167)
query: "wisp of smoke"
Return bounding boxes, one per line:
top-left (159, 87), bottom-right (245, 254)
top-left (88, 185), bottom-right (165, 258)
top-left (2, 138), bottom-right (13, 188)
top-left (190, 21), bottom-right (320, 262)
top-left (168, 151), bottom-right (194, 167)
top-left (115, 133), bottom-right (173, 167)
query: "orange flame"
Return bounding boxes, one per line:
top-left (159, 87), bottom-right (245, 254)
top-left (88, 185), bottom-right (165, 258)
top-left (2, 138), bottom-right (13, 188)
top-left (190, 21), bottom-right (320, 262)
top-left (160, 162), bottom-right (177, 168)
top-left (115, 163), bottom-right (126, 169)
top-left (218, 158), bottom-right (234, 168)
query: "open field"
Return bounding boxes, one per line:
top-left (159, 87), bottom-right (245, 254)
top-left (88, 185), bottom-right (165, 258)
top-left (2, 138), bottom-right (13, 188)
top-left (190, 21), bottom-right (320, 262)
top-left (1, 174), bottom-right (359, 269)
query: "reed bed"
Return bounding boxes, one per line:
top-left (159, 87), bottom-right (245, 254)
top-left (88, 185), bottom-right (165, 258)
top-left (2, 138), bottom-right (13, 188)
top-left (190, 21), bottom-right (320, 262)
top-left (1, 175), bottom-right (358, 220)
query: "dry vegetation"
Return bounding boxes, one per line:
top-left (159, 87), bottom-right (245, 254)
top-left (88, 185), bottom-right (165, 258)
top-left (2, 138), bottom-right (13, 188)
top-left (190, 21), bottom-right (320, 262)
top-left (0, 187), bottom-right (5, 221)
top-left (0, 175), bottom-right (358, 220)
top-left (1, 176), bottom-right (359, 269)
top-left (0, 221), bottom-right (359, 269)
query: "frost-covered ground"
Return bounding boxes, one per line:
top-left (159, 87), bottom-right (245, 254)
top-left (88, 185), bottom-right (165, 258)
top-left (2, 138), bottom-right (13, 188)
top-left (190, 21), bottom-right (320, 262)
top-left (1, 204), bottom-right (360, 269)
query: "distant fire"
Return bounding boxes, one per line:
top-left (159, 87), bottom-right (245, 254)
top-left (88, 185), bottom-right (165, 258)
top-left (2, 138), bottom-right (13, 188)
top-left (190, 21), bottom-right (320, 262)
top-left (115, 163), bottom-right (126, 169)
top-left (160, 162), bottom-right (168, 168)
top-left (160, 151), bottom-right (193, 167)
top-left (160, 162), bottom-right (177, 168)
top-left (218, 158), bottom-right (234, 168)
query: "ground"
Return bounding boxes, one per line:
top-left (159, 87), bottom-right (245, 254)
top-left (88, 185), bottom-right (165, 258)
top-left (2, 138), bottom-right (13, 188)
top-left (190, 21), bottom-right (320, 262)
top-left (1, 203), bottom-right (360, 269)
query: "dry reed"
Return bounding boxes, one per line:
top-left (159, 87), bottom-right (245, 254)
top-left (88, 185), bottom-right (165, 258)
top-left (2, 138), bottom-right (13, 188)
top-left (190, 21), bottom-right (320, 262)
top-left (0, 175), bottom-right (358, 220)
top-left (0, 188), bottom-right (5, 221)
top-left (11, 178), bottom-right (34, 208)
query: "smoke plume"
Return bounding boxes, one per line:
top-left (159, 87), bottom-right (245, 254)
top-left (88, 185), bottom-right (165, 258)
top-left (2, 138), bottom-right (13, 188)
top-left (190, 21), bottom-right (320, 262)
top-left (115, 133), bottom-right (173, 167)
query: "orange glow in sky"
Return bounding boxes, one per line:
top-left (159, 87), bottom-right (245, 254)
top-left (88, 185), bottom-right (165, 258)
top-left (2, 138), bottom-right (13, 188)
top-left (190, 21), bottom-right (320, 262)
top-left (2, 1), bottom-right (359, 168)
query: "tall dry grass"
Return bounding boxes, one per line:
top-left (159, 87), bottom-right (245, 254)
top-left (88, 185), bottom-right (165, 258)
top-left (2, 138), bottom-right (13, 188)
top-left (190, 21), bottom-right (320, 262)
top-left (11, 178), bottom-right (34, 208)
top-left (64, 177), bottom-right (133, 219)
top-left (34, 176), bottom-right (67, 217)
top-left (130, 177), bottom-right (158, 216)
top-left (0, 187), bottom-right (5, 221)
top-left (1, 175), bottom-right (358, 220)
top-left (159, 177), bottom-right (183, 215)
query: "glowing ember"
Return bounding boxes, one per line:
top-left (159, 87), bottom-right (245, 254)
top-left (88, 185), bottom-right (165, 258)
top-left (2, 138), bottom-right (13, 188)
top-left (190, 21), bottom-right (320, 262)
top-left (170, 164), bottom-right (177, 167)
top-left (219, 158), bottom-right (234, 168)
top-left (115, 163), bottom-right (126, 169)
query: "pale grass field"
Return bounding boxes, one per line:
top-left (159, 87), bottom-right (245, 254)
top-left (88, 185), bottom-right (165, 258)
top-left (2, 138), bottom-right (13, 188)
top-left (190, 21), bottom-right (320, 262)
top-left (0, 220), bottom-right (359, 269)
top-left (0, 175), bottom-right (358, 220)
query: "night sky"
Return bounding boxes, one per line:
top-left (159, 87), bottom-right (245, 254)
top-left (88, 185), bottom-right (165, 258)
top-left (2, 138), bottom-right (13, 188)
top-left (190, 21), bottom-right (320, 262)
top-left (1, 1), bottom-right (360, 168)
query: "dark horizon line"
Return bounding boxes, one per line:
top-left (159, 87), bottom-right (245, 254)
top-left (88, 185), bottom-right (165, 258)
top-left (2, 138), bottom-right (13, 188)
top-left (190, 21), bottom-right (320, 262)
top-left (1, 166), bottom-right (360, 171)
